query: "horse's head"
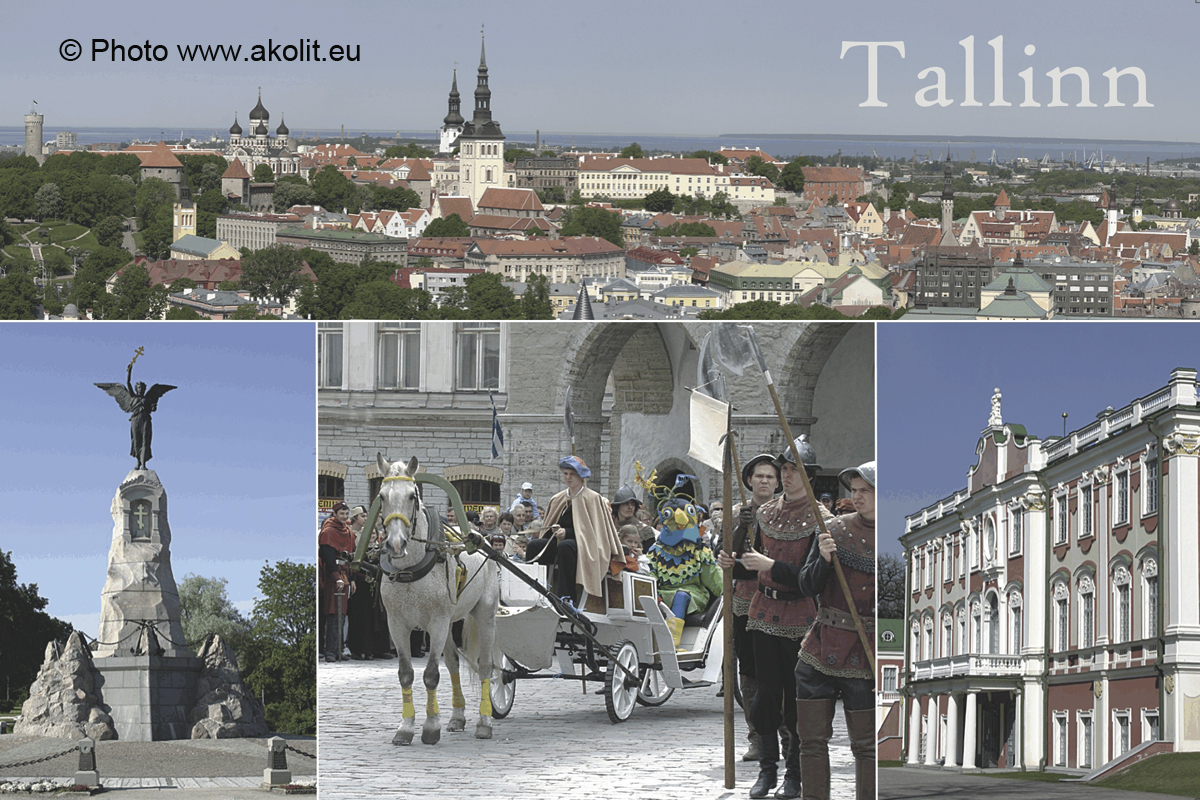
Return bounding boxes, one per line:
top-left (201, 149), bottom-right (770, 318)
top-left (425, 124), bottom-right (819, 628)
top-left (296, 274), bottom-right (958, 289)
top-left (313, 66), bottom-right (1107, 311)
top-left (377, 453), bottom-right (421, 559)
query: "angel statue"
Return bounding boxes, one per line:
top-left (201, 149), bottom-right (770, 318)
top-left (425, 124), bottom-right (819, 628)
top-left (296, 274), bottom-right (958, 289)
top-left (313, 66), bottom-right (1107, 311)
top-left (95, 348), bottom-right (176, 470)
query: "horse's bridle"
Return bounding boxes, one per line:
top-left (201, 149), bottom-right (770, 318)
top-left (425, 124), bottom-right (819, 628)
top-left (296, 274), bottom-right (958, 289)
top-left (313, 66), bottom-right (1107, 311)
top-left (381, 475), bottom-right (418, 529)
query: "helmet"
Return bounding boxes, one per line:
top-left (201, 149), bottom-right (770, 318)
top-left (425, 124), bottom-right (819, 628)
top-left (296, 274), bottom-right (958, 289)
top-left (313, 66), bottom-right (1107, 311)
top-left (740, 453), bottom-right (780, 492)
top-left (839, 461), bottom-right (876, 491)
top-left (610, 484), bottom-right (641, 510)
top-left (776, 434), bottom-right (820, 472)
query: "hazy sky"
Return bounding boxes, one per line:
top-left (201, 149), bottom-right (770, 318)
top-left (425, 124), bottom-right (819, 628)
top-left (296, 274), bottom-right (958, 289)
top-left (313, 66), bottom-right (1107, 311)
top-left (2, 0), bottom-right (1194, 141)
top-left (877, 323), bottom-right (1200, 556)
top-left (1, 324), bottom-right (314, 636)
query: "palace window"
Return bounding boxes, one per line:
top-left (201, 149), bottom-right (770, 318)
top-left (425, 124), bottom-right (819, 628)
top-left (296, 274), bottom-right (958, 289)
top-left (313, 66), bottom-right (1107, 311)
top-left (1080, 485), bottom-right (1093, 539)
top-left (1054, 583), bottom-right (1069, 652)
top-left (882, 666), bottom-right (898, 693)
top-left (1113, 711), bottom-right (1131, 757)
top-left (1113, 566), bottom-right (1132, 643)
top-left (455, 322), bottom-right (500, 391)
top-left (1114, 468), bottom-right (1129, 525)
top-left (1143, 455), bottom-right (1159, 515)
top-left (318, 322), bottom-right (343, 389)
top-left (1079, 713), bottom-right (1094, 769)
top-left (972, 601), bottom-right (982, 653)
top-left (1054, 713), bottom-right (1068, 767)
top-left (1143, 558), bottom-right (1159, 637)
top-left (1009, 506), bottom-right (1022, 556)
top-left (377, 322), bottom-right (421, 390)
top-left (1080, 577), bottom-right (1095, 648)
top-left (942, 612), bottom-right (953, 656)
top-left (1009, 593), bottom-right (1023, 654)
top-left (1055, 494), bottom-right (1068, 545)
top-left (1144, 709), bottom-right (1160, 743)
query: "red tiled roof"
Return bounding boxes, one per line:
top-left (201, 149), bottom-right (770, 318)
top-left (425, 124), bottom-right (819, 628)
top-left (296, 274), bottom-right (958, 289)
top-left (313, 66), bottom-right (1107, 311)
top-left (138, 141), bottom-right (183, 169)
top-left (221, 158), bottom-right (251, 179)
top-left (478, 187), bottom-right (544, 212)
top-left (470, 237), bottom-right (624, 256)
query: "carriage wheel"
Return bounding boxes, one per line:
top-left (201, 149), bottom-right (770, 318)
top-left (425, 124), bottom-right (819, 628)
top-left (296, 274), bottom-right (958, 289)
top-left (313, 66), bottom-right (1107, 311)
top-left (604, 640), bottom-right (640, 723)
top-left (490, 656), bottom-right (516, 719)
top-left (636, 666), bottom-right (675, 707)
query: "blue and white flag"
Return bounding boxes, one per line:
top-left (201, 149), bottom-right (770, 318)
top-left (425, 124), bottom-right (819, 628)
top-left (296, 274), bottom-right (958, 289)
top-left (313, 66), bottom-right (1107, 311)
top-left (490, 393), bottom-right (504, 459)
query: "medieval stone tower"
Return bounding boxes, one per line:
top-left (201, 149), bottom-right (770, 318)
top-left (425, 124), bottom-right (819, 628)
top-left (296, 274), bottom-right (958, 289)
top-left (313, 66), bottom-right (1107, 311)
top-left (24, 106), bottom-right (44, 164)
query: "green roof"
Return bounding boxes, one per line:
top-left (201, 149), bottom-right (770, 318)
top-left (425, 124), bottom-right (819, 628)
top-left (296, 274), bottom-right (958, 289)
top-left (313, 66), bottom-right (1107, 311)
top-left (277, 226), bottom-right (398, 243)
top-left (983, 267), bottom-right (1052, 294)
top-left (878, 618), bottom-right (903, 652)
top-left (978, 292), bottom-right (1046, 319)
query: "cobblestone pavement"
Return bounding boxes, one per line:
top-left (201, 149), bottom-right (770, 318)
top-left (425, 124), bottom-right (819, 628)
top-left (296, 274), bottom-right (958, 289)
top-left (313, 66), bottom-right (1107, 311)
top-left (319, 656), bottom-right (855, 800)
top-left (880, 765), bottom-right (1184, 800)
top-left (0, 734), bottom-right (315, 794)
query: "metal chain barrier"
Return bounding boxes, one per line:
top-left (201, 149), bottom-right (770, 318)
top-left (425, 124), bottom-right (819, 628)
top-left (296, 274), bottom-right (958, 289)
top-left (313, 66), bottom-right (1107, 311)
top-left (0, 745), bottom-right (76, 772)
top-left (283, 743), bottom-right (316, 759)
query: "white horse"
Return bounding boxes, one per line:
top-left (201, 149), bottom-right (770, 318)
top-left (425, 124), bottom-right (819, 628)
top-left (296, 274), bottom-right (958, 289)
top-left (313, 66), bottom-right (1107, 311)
top-left (375, 453), bottom-right (500, 745)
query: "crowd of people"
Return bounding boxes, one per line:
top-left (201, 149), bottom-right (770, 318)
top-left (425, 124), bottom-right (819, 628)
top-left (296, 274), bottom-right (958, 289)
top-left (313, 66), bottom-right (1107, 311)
top-left (316, 441), bottom-right (875, 800)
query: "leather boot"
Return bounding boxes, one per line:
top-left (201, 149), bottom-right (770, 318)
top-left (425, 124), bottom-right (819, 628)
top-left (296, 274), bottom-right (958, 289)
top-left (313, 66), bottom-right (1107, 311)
top-left (843, 707), bottom-right (876, 800)
top-left (323, 616), bottom-right (339, 662)
top-left (748, 761), bottom-right (778, 799)
top-left (795, 699), bottom-right (836, 800)
top-left (775, 737), bottom-right (802, 799)
top-left (741, 675), bottom-right (762, 761)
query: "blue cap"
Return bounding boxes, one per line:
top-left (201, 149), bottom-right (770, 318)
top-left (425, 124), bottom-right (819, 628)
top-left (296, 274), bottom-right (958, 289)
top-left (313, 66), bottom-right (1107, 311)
top-left (558, 455), bottom-right (591, 479)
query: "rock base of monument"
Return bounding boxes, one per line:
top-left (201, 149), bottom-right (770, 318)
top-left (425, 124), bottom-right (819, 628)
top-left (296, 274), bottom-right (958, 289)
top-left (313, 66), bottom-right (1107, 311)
top-left (93, 655), bottom-right (201, 741)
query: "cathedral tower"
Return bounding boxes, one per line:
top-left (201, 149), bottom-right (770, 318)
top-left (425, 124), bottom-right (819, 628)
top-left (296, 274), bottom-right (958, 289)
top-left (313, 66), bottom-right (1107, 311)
top-left (940, 152), bottom-right (959, 247)
top-left (438, 70), bottom-right (465, 155)
top-left (457, 33), bottom-right (505, 207)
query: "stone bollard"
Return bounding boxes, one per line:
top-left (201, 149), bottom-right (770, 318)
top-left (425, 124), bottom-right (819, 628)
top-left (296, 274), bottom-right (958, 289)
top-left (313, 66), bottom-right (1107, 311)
top-left (74, 737), bottom-right (100, 787)
top-left (262, 736), bottom-right (291, 786)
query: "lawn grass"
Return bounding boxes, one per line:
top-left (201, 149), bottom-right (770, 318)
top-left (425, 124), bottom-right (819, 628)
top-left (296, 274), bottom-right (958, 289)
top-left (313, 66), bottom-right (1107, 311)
top-left (972, 770), bottom-right (1070, 782)
top-left (46, 222), bottom-right (90, 245)
top-left (1095, 752), bottom-right (1200, 797)
top-left (879, 760), bottom-right (904, 768)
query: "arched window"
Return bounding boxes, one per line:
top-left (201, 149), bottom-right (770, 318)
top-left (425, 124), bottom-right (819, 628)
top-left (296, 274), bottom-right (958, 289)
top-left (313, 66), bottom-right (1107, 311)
top-left (1079, 575), bottom-right (1095, 648)
top-left (1113, 566), bottom-right (1132, 643)
top-left (1008, 592), bottom-right (1023, 654)
top-left (1142, 557), bottom-right (1159, 637)
top-left (1053, 581), bottom-right (1069, 652)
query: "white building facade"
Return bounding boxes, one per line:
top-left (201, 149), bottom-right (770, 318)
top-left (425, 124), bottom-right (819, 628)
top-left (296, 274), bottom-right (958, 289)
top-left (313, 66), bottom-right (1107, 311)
top-left (901, 371), bottom-right (1200, 772)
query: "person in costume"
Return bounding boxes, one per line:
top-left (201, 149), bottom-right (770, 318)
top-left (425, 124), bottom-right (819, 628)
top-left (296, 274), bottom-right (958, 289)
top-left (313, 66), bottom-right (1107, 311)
top-left (610, 484), bottom-right (656, 550)
top-left (637, 463), bottom-right (722, 651)
top-left (717, 435), bottom-right (833, 800)
top-left (771, 462), bottom-right (876, 800)
top-left (729, 453), bottom-right (782, 762)
top-left (525, 456), bottom-right (625, 602)
top-left (318, 501), bottom-right (357, 662)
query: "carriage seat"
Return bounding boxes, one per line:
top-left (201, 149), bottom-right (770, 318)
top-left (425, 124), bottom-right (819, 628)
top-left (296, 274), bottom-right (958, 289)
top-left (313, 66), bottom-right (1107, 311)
top-left (683, 594), bottom-right (720, 629)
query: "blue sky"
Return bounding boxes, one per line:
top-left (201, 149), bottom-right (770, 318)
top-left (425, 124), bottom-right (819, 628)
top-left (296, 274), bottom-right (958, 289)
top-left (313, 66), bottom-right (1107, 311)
top-left (1, 0), bottom-right (1193, 141)
top-left (1, 323), bottom-right (314, 636)
top-left (877, 322), bottom-right (1200, 556)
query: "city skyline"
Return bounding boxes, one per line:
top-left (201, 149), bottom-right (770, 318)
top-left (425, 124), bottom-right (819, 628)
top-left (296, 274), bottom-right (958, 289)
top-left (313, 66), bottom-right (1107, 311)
top-left (2, 0), bottom-right (1194, 142)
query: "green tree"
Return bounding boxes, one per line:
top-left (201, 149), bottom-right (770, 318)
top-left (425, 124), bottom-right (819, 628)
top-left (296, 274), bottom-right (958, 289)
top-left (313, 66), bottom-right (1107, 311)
top-left (688, 150), bottom-right (728, 166)
top-left (465, 272), bottom-right (517, 318)
top-left (535, 187), bottom-right (566, 205)
top-left (93, 215), bottom-right (125, 249)
top-left (194, 189), bottom-right (230, 239)
top-left (345, 156), bottom-right (358, 170)
top-left (745, 155), bottom-right (780, 184)
top-left (273, 180), bottom-right (316, 213)
top-left (35, 182), bottom-right (63, 221)
top-left (679, 246), bottom-right (699, 258)
top-left (384, 143), bottom-right (433, 159)
top-left (135, 177), bottom-right (176, 229)
top-left (341, 281), bottom-right (433, 319)
top-left (505, 148), bottom-right (534, 163)
top-left (241, 560), bottom-right (315, 734)
top-left (240, 244), bottom-right (305, 306)
top-left (373, 185), bottom-right (421, 212)
top-left (776, 158), bottom-right (810, 193)
top-left (252, 164), bottom-right (277, 183)
top-left (0, 550), bottom-right (73, 707)
top-left (657, 221), bottom-right (717, 237)
top-left (619, 143), bottom-right (645, 159)
top-left (0, 272), bottom-right (39, 319)
top-left (645, 187), bottom-right (675, 213)
top-left (170, 277), bottom-right (198, 292)
top-left (140, 204), bottom-right (174, 261)
top-left (71, 246), bottom-right (129, 316)
top-left (559, 206), bottom-right (623, 247)
top-left (520, 273), bottom-right (553, 320)
top-left (179, 574), bottom-right (251, 666)
top-left (232, 302), bottom-right (269, 320)
top-left (540, 150), bottom-right (556, 158)
top-left (108, 263), bottom-right (160, 319)
top-left (423, 213), bottom-right (471, 238)
top-left (178, 154), bottom-right (229, 195)
top-left (311, 165), bottom-right (358, 213)
top-left (165, 305), bottom-right (204, 320)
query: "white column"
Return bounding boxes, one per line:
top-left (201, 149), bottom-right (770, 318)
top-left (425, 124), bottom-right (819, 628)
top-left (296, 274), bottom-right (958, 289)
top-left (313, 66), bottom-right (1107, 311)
top-left (945, 693), bottom-right (960, 768)
top-left (907, 695), bottom-right (922, 765)
top-left (1012, 693), bottom-right (1022, 769)
top-left (962, 692), bottom-right (979, 769)
top-left (925, 693), bottom-right (940, 765)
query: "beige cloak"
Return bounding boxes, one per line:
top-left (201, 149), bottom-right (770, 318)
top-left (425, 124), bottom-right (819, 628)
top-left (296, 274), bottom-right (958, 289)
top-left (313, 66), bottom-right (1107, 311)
top-left (532, 486), bottom-right (624, 598)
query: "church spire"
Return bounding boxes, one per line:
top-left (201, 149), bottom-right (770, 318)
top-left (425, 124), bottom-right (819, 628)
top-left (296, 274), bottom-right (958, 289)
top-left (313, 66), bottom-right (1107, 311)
top-left (473, 29), bottom-right (492, 126)
top-left (444, 69), bottom-right (464, 126)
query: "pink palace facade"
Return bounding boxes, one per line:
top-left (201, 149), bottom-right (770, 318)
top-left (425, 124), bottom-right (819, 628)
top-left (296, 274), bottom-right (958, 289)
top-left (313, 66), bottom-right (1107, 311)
top-left (900, 369), bottom-right (1200, 772)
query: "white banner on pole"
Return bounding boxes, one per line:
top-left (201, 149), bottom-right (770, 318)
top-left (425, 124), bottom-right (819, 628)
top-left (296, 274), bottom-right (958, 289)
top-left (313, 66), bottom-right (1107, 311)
top-left (688, 390), bottom-right (728, 472)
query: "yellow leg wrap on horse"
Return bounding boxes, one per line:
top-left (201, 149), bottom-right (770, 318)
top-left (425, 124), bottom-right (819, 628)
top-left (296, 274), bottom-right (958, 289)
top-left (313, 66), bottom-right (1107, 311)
top-left (427, 691), bottom-right (439, 716)
top-left (480, 678), bottom-right (492, 717)
top-left (401, 688), bottom-right (415, 719)
top-left (450, 673), bottom-right (467, 709)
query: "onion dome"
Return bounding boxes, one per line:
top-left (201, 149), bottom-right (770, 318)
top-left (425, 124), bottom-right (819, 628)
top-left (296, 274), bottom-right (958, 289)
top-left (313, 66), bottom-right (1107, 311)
top-left (229, 114), bottom-right (242, 136)
top-left (276, 116), bottom-right (289, 136)
top-left (249, 88), bottom-right (269, 122)
top-left (255, 121), bottom-right (268, 136)
top-left (1165, 198), bottom-right (1182, 211)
